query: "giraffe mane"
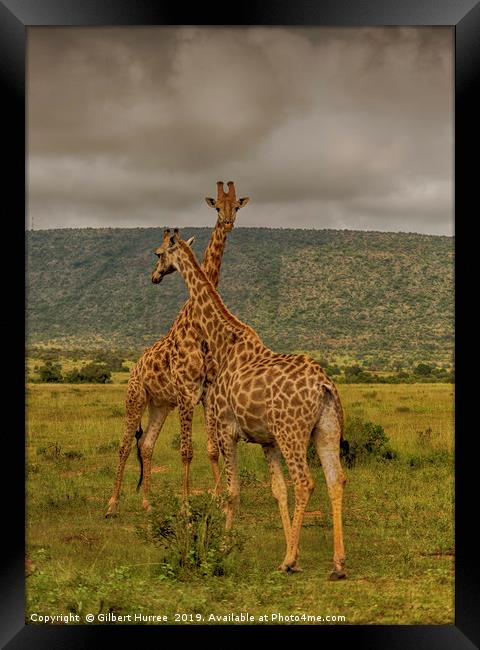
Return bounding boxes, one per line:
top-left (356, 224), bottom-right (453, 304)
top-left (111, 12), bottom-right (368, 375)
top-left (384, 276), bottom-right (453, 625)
top-left (179, 240), bottom-right (260, 341)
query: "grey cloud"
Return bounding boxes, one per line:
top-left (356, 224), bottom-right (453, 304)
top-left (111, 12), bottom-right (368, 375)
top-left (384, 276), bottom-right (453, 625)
top-left (27, 26), bottom-right (453, 235)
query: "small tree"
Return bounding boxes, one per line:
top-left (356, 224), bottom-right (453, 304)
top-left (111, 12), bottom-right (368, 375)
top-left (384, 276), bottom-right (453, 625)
top-left (37, 362), bottom-right (63, 383)
top-left (65, 362), bottom-right (112, 384)
top-left (324, 364), bottom-right (341, 377)
top-left (344, 365), bottom-right (373, 383)
top-left (414, 363), bottom-right (433, 376)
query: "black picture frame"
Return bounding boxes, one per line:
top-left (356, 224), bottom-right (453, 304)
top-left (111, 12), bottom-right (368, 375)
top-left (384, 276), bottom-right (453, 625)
top-left (2, 1), bottom-right (478, 647)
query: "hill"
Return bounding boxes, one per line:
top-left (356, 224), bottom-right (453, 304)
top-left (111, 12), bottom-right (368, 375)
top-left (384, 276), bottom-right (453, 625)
top-left (26, 227), bottom-right (454, 368)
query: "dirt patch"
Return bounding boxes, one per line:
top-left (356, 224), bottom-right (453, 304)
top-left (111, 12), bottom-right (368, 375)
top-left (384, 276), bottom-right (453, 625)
top-left (421, 550), bottom-right (454, 559)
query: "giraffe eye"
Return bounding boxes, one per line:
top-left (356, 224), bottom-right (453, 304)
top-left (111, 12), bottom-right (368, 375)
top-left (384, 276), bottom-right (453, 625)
top-left (216, 208), bottom-right (220, 213)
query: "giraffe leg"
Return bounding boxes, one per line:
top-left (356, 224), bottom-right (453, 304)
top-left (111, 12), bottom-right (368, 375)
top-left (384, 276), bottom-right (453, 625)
top-left (317, 444), bottom-right (346, 580)
top-left (313, 397), bottom-right (347, 579)
top-left (203, 393), bottom-right (221, 496)
top-left (177, 400), bottom-right (195, 499)
top-left (275, 434), bottom-right (314, 573)
top-left (138, 403), bottom-right (171, 512)
top-left (316, 447), bottom-right (346, 580)
top-left (217, 427), bottom-right (239, 531)
top-left (262, 444), bottom-right (291, 546)
top-left (105, 385), bottom-right (147, 518)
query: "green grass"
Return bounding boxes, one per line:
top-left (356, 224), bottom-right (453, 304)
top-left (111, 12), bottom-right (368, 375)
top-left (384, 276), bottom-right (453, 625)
top-left (26, 383), bottom-right (454, 625)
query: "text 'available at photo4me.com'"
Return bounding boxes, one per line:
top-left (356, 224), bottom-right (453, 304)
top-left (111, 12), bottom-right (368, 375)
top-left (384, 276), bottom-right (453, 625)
top-left (29, 611), bottom-right (347, 624)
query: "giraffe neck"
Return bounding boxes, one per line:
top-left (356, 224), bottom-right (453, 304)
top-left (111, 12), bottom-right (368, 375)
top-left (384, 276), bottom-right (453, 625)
top-left (176, 241), bottom-right (261, 365)
top-left (200, 220), bottom-right (227, 289)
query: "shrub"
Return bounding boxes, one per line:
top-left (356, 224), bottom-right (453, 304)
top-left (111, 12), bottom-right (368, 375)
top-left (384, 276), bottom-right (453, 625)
top-left (414, 363), bottom-right (434, 376)
top-left (140, 491), bottom-right (244, 579)
top-left (324, 364), bottom-right (341, 376)
top-left (93, 354), bottom-right (129, 372)
top-left (64, 363), bottom-right (112, 384)
top-left (341, 417), bottom-right (397, 467)
top-left (343, 365), bottom-right (374, 384)
top-left (63, 450), bottom-right (84, 460)
top-left (239, 467), bottom-right (261, 486)
top-left (37, 362), bottom-right (63, 383)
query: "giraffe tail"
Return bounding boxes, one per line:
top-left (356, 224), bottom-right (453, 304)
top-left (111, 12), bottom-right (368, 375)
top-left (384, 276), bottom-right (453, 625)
top-left (321, 382), bottom-right (346, 445)
top-left (135, 425), bottom-right (144, 491)
top-left (322, 383), bottom-right (350, 456)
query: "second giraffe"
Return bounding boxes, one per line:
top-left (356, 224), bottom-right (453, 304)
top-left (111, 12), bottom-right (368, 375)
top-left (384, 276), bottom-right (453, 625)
top-left (105, 181), bottom-right (249, 517)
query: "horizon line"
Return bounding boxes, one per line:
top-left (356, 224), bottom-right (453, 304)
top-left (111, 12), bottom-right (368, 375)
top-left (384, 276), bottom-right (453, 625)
top-left (25, 225), bottom-right (454, 238)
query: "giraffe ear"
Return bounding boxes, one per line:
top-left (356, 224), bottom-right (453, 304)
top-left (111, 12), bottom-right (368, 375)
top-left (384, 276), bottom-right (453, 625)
top-left (186, 236), bottom-right (195, 247)
top-left (238, 197), bottom-right (250, 208)
top-left (205, 197), bottom-right (216, 208)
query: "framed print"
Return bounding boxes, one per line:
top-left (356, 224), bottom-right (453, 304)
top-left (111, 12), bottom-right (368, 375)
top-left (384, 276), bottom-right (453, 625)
top-left (2, 0), bottom-right (479, 647)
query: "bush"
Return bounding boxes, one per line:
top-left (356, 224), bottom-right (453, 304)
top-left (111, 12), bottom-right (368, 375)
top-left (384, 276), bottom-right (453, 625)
top-left (93, 354), bottom-right (129, 372)
top-left (37, 362), bottom-right (63, 383)
top-left (140, 491), bottom-right (244, 579)
top-left (343, 365), bottom-right (374, 384)
top-left (341, 417), bottom-right (397, 467)
top-left (324, 364), bottom-right (341, 377)
top-left (239, 467), bottom-right (261, 486)
top-left (64, 363), bottom-right (112, 384)
top-left (414, 363), bottom-right (434, 376)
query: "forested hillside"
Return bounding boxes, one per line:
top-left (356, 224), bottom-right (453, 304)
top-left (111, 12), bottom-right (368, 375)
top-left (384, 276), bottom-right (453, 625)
top-left (26, 227), bottom-right (454, 367)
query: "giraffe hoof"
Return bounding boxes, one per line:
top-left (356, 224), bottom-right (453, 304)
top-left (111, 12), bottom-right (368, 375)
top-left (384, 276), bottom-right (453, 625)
top-left (288, 564), bottom-right (303, 573)
top-left (105, 510), bottom-right (118, 519)
top-left (278, 563), bottom-right (302, 574)
top-left (329, 569), bottom-right (346, 581)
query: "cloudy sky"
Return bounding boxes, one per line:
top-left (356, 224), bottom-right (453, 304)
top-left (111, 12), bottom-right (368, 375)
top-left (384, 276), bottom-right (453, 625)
top-left (27, 27), bottom-right (453, 235)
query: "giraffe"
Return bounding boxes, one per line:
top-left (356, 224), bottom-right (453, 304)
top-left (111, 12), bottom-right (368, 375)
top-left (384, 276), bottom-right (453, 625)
top-left (150, 231), bottom-right (347, 579)
top-left (105, 182), bottom-right (250, 517)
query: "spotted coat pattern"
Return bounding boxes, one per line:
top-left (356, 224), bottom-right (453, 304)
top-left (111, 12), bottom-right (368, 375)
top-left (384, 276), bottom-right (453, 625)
top-left (105, 182), bottom-right (250, 517)
top-left (150, 236), bottom-right (347, 578)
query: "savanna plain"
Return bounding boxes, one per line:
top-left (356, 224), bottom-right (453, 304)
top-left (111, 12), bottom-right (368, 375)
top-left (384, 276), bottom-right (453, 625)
top-left (26, 378), bottom-right (454, 626)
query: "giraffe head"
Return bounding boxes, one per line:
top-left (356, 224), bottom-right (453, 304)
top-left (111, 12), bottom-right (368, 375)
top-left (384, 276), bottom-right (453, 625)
top-left (205, 181), bottom-right (249, 232)
top-left (151, 228), bottom-right (194, 284)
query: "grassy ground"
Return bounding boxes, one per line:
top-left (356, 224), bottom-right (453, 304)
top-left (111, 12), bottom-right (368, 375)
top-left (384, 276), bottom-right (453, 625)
top-left (26, 383), bottom-right (454, 625)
